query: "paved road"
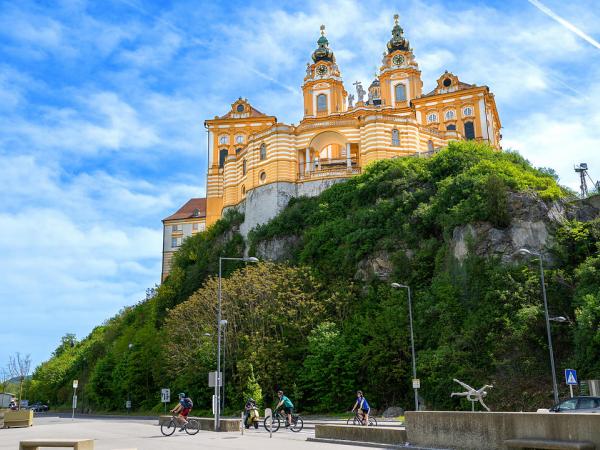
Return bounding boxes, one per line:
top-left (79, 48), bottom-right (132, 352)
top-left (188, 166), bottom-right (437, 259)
top-left (0, 416), bottom-right (376, 449)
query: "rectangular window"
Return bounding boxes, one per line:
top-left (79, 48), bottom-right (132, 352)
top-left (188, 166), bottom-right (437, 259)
top-left (192, 223), bottom-right (198, 231)
top-left (171, 237), bottom-right (180, 248)
top-left (317, 94), bottom-right (327, 112)
top-left (171, 224), bottom-right (181, 232)
top-left (395, 84), bottom-right (407, 102)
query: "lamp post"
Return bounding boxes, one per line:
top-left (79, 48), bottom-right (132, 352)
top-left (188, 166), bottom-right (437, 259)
top-left (127, 343), bottom-right (133, 414)
top-left (215, 256), bottom-right (259, 431)
top-left (391, 283), bottom-right (419, 411)
top-left (220, 319), bottom-right (228, 413)
top-left (515, 248), bottom-right (559, 405)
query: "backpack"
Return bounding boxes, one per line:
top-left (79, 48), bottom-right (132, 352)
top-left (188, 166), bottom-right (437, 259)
top-left (183, 398), bottom-right (193, 409)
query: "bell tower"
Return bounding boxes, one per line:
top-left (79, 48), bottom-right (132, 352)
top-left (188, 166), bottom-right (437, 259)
top-left (379, 14), bottom-right (423, 108)
top-left (302, 25), bottom-right (347, 118)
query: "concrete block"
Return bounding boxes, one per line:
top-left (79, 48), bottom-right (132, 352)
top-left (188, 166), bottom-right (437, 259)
top-left (4, 409), bottom-right (33, 428)
top-left (406, 411), bottom-right (600, 450)
top-left (158, 415), bottom-right (240, 432)
top-left (315, 424), bottom-right (407, 445)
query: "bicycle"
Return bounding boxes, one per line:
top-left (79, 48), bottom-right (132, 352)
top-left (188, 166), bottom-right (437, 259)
top-left (160, 413), bottom-right (200, 436)
top-left (346, 410), bottom-right (377, 426)
top-left (263, 408), bottom-right (304, 432)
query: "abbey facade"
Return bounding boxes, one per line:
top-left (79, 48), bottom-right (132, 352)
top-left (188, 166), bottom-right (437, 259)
top-left (161, 16), bottom-right (502, 280)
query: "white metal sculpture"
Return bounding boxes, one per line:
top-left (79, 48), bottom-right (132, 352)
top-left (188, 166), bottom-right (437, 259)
top-left (450, 378), bottom-right (493, 411)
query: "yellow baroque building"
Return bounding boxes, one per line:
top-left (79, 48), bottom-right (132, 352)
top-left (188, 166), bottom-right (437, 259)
top-left (161, 16), bottom-right (501, 281)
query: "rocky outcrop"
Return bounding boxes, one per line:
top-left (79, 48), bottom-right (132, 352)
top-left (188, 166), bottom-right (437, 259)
top-left (355, 250), bottom-right (393, 281)
top-left (451, 192), bottom-right (598, 265)
top-left (255, 235), bottom-right (301, 261)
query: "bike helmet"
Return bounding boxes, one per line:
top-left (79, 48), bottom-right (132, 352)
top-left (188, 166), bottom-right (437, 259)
top-left (179, 392), bottom-right (186, 398)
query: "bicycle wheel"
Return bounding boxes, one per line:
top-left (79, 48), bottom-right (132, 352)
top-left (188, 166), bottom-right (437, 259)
top-left (368, 417), bottom-right (377, 426)
top-left (185, 418), bottom-right (200, 435)
top-left (160, 419), bottom-right (176, 436)
top-left (263, 414), bottom-right (280, 432)
top-left (290, 415), bottom-right (303, 432)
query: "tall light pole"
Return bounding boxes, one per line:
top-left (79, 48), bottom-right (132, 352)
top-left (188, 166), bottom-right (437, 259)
top-left (215, 256), bottom-right (259, 431)
top-left (391, 283), bottom-right (419, 411)
top-left (515, 248), bottom-right (560, 405)
top-left (127, 343), bottom-right (133, 414)
top-left (220, 319), bottom-right (228, 413)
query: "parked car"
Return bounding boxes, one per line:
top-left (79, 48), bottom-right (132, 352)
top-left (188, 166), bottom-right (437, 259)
top-left (538, 396), bottom-right (600, 413)
top-left (28, 402), bottom-right (49, 412)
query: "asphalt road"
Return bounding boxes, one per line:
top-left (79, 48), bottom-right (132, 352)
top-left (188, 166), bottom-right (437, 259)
top-left (0, 415), bottom-right (377, 449)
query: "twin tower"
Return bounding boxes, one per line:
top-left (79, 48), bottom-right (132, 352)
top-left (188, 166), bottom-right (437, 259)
top-left (161, 15), bottom-right (502, 281)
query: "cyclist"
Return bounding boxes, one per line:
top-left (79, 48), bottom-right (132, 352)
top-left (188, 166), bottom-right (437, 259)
top-left (351, 390), bottom-right (370, 426)
top-left (275, 390), bottom-right (294, 427)
top-left (170, 392), bottom-right (193, 431)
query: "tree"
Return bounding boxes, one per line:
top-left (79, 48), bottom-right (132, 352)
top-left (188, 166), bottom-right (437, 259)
top-left (9, 353), bottom-right (31, 407)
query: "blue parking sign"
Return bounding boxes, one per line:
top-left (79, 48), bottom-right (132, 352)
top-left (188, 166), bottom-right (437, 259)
top-left (565, 369), bottom-right (578, 385)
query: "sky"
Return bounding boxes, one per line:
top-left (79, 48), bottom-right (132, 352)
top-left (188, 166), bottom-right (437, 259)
top-left (0, 0), bottom-right (599, 371)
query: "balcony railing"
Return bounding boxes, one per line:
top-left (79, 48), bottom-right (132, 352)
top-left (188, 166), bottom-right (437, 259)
top-left (298, 158), bottom-right (360, 180)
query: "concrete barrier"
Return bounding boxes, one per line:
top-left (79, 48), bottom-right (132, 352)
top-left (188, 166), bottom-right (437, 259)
top-left (406, 411), bottom-right (600, 450)
top-left (3, 409), bottom-right (33, 428)
top-left (314, 424), bottom-right (407, 445)
top-left (158, 415), bottom-right (240, 432)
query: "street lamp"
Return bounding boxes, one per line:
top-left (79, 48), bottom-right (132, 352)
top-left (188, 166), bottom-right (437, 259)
top-left (391, 282), bottom-right (419, 411)
top-left (515, 248), bottom-right (559, 405)
top-left (215, 256), bottom-right (259, 431)
top-left (220, 319), bottom-right (228, 413)
top-left (127, 343), bottom-right (133, 414)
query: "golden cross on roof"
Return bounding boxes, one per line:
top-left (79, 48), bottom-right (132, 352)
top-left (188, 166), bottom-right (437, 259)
top-left (394, 14), bottom-right (399, 25)
top-left (320, 24), bottom-right (326, 35)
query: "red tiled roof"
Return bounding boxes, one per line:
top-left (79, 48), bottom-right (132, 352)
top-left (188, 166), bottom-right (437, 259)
top-left (163, 198), bottom-right (206, 221)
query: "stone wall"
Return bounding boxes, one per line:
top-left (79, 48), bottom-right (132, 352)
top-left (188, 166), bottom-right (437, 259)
top-left (224, 178), bottom-right (350, 240)
top-left (406, 411), bottom-right (600, 449)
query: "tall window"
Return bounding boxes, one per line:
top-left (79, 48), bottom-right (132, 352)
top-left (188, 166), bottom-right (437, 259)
top-left (317, 94), bottom-right (327, 112)
top-left (219, 149), bottom-right (228, 168)
top-left (464, 121), bottom-right (475, 140)
top-left (242, 159), bottom-right (247, 175)
top-left (260, 143), bottom-right (267, 160)
top-left (395, 84), bottom-right (407, 102)
top-left (427, 140), bottom-right (434, 152)
top-left (391, 129), bottom-right (400, 146)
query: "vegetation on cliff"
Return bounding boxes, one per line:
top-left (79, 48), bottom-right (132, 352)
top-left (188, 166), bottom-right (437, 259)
top-left (29, 142), bottom-right (599, 413)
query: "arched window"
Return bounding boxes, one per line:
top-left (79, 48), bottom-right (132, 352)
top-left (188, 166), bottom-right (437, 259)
top-left (427, 113), bottom-right (438, 123)
top-left (242, 159), bottom-right (247, 175)
top-left (464, 121), bottom-right (475, 140)
top-left (241, 185), bottom-right (246, 196)
top-left (219, 149), bottom-right (228, 168)
top-left (446, 124), bottom-right (456, 131)
top-left (391, 129), bottom-right (400, 146)
top-left (395, 84), bottom-right (407, 102)
top-left (444, 110), bottom-right (455, 121)
top-left (427, 140), bottom-right (434, 152)
top-left (260, 143), bottom-right (267, 160)
top-left (235, 134), bottom-right (244, 144)
top-left (219, 135), bottom-right (229, 145)
top-left (317, 94), bottom-right (327, 112)
top-left (463, 106), bottom-right (473, 117)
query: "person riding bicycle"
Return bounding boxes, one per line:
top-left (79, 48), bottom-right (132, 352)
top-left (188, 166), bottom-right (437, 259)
top-left (275, 390), bottom-right (294, 427)
top-left (170, 392), bottom-right (193, 431)
top-left (351, 390), bottom-right (370, 426)
top-left (243, 398), bottom-right (258, 428)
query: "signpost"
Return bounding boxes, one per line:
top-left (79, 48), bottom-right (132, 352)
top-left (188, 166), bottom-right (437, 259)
top-left (161, 388), bottom-right (170, 415)
top-left (265, 408), bottom-right (273, 438)
top-left (126, 400), bottom-right (132, 412)
top-left (565, 369), bottom-right (578, 398)
top-left (72, 380), bottom-right (78, 420)
top-left (413, 379), bottom-right (421, 389)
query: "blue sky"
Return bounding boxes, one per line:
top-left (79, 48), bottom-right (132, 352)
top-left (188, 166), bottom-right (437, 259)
top-left (0, 0), bottom-right (599, 370)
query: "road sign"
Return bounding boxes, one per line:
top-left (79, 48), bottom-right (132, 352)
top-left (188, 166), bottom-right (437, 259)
top-left (565, 369), bottom-right (578, 385)
top-left (208, 371), bottom-right (222, 387)
top-left (161, 388), bottom-right (170, 403)
top-left (72, 395), bottom-right (77, 409)
top-left (126, 400), bottom-right (131, 409)
top-left (413, 379), bottom-right (421, 389)
top-left (72, 380), bottom-right (78, 389)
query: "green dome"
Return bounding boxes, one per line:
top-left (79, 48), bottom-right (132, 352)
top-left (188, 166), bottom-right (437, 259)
top-left (312, 25), bottom-right (335, 63)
